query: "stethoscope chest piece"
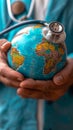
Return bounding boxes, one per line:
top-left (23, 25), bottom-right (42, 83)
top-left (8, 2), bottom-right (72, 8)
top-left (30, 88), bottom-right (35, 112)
top-left (42, 21), bottom-right (66, 43)
top-left (11, 1), bottom-right (26, 15)
top-left (7, 0), bottom-right (35, 22)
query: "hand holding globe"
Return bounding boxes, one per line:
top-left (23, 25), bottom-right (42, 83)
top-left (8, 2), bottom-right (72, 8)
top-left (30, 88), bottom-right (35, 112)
top-left (1, 21), bottom-right (72, 100)
top-left (0, 23), bottom-right (73, 100)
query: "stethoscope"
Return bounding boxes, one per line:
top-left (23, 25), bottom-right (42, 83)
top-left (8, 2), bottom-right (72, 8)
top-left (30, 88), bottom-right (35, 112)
top-left (0, 0), bottom-right (47, 37)
top-left (0, 0), bottom-right (63, 40)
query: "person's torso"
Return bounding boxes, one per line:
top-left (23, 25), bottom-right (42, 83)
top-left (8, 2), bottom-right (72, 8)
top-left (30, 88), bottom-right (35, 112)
top-left (0, 0), bottom-right (73, 130)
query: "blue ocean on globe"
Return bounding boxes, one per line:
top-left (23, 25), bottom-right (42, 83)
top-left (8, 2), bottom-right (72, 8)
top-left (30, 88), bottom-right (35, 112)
top-left (7, 24), bottom-right (67, 80)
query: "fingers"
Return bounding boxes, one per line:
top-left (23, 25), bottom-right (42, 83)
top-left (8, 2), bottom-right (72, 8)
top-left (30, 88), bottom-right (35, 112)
top-left (20, 78), bottom-right (64, 92)
top-left (0, 76), bottom-right (21, 88)
top-left (20, 79), bottom-right (52, 91)
top-left (0, 40), bottom-right (11, 63)
top-left (17, 87), bottom-right (66, 101)
top-left (1, 41), bottom-right (11, 53)
top-left (18, 78), bottom-right (70, 100)
top-left (0, 39), bottom-right (25, 88)
top-left (0, 39), bottom-right (7, 47)
top-left (53, 58), bottom-right (73, 85)
top-left (0, 64), bottom-right (24, 81)
top-left (18, 59), bottom-right (73, 100)
top-left (17, 88), bottom-right (46, 99)
top-left (18, 77), bottom-right (70, 100)
top-left (0, 39), bottom-right (11, 53)
top-left (0, 39), bottom-right (24, 81)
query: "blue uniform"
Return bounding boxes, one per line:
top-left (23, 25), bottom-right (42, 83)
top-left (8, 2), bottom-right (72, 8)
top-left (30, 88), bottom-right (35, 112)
top-left (0, 0), bottom-right (73, 130)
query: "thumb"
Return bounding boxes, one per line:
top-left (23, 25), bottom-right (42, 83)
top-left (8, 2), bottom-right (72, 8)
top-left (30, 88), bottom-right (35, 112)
top-left (53, 59), bottom-right (73, 85)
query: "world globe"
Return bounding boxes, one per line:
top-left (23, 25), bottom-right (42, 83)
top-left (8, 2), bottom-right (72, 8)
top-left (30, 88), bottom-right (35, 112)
top-left (7, 23), bottom-right (67, 80)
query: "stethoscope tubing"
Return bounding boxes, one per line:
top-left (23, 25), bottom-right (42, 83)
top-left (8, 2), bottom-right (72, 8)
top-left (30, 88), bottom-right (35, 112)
top-left (0, 1), bottom-right (47, 37)
top-left (7, 0), bottom-right (35, 22)
top-left (0, 20), bottom-right (47, 37)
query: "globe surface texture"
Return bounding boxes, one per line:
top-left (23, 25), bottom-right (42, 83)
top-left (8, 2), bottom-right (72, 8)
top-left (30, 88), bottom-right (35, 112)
top-left (7, 24), bottom-right (67, 80)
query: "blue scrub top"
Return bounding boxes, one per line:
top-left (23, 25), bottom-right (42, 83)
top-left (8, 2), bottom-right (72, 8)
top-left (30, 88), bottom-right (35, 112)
top-left (0, 0), bottom-right (73, 130)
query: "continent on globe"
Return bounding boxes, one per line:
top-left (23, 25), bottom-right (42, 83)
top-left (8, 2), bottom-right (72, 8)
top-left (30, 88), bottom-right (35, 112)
top-left (11, 48), bottom-right (25, 69)
top-left (36, 38), bottom-right (65, 74)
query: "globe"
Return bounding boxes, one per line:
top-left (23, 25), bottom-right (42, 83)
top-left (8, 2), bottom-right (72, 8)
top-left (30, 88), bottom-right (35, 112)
top-left (7, 24), bottom-right (67, 80)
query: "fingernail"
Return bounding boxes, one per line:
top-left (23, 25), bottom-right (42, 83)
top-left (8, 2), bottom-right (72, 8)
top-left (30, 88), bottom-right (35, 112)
top-left (20, 83), bottom-right (24, 87)
top-left (17, 88), bottom-right (21, 95)
top-left (54, 75), bottom-right (63, 85)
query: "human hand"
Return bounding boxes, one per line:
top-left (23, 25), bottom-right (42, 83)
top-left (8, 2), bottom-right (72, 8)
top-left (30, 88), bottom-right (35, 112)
top-left (0, 39), bottom-right (24, 88)
top-left (17, 58), bottom-right (73, 101)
